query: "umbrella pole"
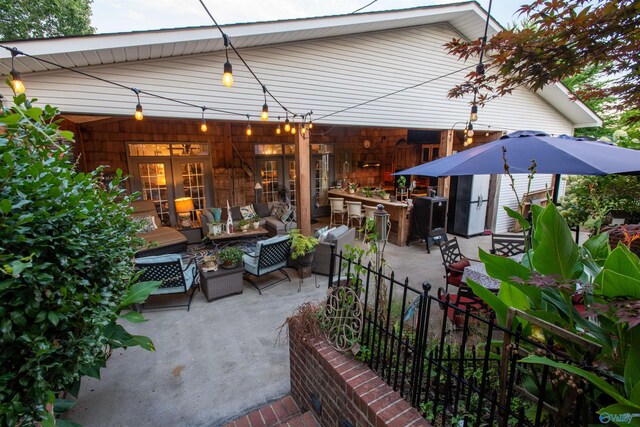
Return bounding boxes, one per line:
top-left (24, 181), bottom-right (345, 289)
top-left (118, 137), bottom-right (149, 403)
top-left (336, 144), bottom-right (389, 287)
top-left (552, 174), bottom-right (561, 205)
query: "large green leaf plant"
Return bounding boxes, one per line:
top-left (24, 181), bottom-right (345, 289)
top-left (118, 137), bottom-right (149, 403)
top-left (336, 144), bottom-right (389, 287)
top-left (468, 200), bottom-right (640, 424)
top-left (0, 94), bottom-right (160, 426)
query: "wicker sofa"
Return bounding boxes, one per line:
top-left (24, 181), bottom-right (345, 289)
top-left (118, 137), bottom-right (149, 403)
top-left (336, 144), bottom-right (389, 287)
top-left (130, 200), bottom-right (188, 257)
top-left (200, 201), bottom-right (296, 237)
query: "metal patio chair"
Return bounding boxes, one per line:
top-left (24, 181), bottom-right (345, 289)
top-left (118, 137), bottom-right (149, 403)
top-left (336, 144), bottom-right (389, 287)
top-left (243, 235), bottom-right (292, 294)
top-left (134, 254), bottom-right (198, 311)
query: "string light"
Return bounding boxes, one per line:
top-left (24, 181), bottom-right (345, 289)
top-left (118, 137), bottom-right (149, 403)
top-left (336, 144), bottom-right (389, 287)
top-left (260, 85), bottom-right (269, 121)
top-left (290, 116), bottom-right (297, 135)
top-left (132, 88), bottom-right (143, 121)
top-left (200, 107), bottom-right (208, 132)
top-left (9, 49), bottom-right (25, 94)
top-left (284, 113), bottom-right (291, 133)
top-left (245, 115), bottom-right (252, 136)
top-left (222, 34), bottom-right (233, 87)
top-left (470, 104), bottom-right (478, 122)
top-left (467, 123), bottom-right (474, 138)
top-left (276, 116), bottom-right (281, 134)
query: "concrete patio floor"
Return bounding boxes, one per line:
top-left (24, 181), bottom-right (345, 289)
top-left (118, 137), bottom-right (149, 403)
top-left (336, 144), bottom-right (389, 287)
top-left (66, 233), bottom-right (496, 427)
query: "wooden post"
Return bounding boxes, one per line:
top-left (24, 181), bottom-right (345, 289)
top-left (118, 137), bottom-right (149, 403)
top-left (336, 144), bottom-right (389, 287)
top-left (295, 124), bottom-right (311, 235)
top-left (437, 130), bottom-right (454, 198)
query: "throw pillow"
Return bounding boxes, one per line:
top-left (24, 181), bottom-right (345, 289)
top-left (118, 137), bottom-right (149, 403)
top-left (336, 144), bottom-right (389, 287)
top-left (448, 259), bottom-right (470, 274)
top-left (209, 207), bottom-right (222, 223)
top-left (278, 207), bottom-right (292, 222)
top-left (270, 205), bottom-right (279, 217)
top-left (318, 227), bottom-right (334, 242)
top-left (132, 216), bottom-right (157, 233)
top-left (230, 206), bottom-right (242, 222)
top-left (314, 226), bottom-right (329, 239)
top-left (202, 210), bottom-right (215, 224)
top-left (326, 225), bottom-right (348, 243)
top-left (254, 202), bottom-right (270, 218)
top-left (240, 204), bottom-right (257, 220)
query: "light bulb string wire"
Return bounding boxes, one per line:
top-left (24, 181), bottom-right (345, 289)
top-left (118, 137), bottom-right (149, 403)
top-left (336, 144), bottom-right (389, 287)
top-left (0, 44), bottom-right (285, 119)
top-left (198, 0), bottom-right (305, 118)
top-left (316, 64), bottom-right (474, 121)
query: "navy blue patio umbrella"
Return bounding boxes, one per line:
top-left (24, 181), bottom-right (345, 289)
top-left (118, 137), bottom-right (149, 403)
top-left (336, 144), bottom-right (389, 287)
top-left (395, 130), bottom-right (640, 176)
top-left (393, 130), bottom-right (640, 202)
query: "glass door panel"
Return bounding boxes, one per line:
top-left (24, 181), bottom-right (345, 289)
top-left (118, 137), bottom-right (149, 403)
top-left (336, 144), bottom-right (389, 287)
top-left (288, 160), bottom-right (297, 208)
top-left (259, 159), bottom-right (281, 203)
top-left (312, 154), bottom-right (333, 217)
top-left (137, 162), bottom-right (173, 225)
top-left (172, 159), bottom-right (213, 224)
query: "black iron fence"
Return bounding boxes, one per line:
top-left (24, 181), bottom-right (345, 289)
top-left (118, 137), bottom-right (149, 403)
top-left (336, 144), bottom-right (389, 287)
top-left (327, 250), bottom-right (623, 427)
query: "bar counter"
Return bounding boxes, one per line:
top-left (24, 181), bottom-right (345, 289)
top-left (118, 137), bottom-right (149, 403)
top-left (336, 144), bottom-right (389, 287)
top-left (328, 189), bottom-right (412, 246)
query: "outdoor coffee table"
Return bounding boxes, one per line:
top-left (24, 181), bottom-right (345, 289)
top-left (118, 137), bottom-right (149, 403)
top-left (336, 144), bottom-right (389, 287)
top-left (198, 263), bottom-right (245, 302)
top-left (207, 226), bottom-right (268, 242)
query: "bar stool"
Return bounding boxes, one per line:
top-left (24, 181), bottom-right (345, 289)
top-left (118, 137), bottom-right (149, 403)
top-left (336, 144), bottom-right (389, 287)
top-left (329, 197), bottom-right (346, 228)
top-left (345, 201), bottom-right (364, 232)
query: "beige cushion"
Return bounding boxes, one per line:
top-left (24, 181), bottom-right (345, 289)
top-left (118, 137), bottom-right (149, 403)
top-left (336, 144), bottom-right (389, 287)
top-left (139, 227), bottom-right (187, 247)
top-left (130, 200), bottom-right (162, 227)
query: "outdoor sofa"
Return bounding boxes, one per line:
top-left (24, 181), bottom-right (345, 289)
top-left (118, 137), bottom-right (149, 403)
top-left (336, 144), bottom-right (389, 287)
top-left (200, 201), bottom-right (296, 237)
top-left (313, 225), bottom-right (356, 276)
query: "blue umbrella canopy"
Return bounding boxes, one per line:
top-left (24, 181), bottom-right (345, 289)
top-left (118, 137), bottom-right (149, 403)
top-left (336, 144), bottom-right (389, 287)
top-left (393, 130), bottom-right (640, 177)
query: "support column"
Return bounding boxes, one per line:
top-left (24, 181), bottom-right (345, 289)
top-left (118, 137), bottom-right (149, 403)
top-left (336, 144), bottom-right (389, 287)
top-left (437, 130), bottom-right (454, 198)
top-left (295, 125), bottom-right (311, 235)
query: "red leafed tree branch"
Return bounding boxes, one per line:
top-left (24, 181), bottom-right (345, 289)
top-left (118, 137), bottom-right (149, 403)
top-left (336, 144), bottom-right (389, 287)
top-left (446, 0), bottom-right (640, 121)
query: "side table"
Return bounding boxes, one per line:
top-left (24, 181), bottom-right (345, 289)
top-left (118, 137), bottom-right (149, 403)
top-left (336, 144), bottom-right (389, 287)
top-left (176, 225), bottom-right (203, 244)
top-left (198, 263), bottom-right (244, 302)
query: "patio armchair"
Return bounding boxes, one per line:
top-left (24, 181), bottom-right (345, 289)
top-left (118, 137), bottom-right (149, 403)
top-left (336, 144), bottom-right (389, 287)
top-left (243, 235), bottom-right (292, 294)
top-left (134, 254), bottom-right (198, 311)
top-left (490, 233), bottom-right (527, 257)
top-left (438, 237), bottom-right (477, 293)
top-left (437, 286), bottom-right (490, 329)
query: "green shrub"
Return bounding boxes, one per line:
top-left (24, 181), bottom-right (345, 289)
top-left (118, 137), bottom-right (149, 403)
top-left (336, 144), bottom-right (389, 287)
top-left (0, 95), bottom-right (158, 426)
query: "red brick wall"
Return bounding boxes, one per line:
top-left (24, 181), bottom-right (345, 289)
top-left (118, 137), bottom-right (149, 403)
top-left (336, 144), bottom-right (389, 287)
top-left (289, 320), bottom-right (429, 427)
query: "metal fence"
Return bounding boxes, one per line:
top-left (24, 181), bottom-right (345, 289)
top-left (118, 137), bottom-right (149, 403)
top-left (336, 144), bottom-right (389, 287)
top-left (327, 250), bottom-right (623, 427)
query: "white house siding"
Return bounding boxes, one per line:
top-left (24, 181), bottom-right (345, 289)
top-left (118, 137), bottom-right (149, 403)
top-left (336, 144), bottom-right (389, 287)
top-left (3, 23), bottom-right (574, 134)
top-left (495, 173), bottom-right (571, 233)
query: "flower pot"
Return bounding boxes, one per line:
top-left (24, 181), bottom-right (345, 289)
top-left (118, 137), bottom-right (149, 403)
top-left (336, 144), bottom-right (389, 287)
top-left (294, 251), bottom-right (315, 279)
top-left (223, 260), bottom-right (236, 269)
top-left (240, 225), bottom-right (249, 232)
top-left (348, 188), bottom-right (355, 194)
top-left (383, 194), bottom-right (390, 200)
top-left (252, 222), bottom-right (260, 229)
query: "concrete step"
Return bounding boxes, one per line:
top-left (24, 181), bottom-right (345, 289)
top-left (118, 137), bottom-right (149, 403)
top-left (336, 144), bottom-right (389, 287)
top-left (275, 411), bottom-right (321, 427)
top-left (222, 395), bottom-right (303, 427)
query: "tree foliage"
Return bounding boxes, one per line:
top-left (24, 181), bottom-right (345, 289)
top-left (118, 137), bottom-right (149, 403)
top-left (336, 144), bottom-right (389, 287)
top-left (446, 0), bottom-right (640, 121)
top-left (0, 0), bottom-right (94, 41)
top-left (0, 95), bottom-right (157, 425)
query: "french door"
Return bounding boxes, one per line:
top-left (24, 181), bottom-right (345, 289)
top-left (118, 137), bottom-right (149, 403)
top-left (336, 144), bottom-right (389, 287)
top-left (256, 157), bottom-right (296, 207)
top-left (127, 143), bottom-right (213, 226)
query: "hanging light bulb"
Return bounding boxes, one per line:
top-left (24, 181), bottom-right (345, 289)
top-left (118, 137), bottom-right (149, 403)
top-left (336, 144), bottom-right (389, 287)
top-left (467, 136), bottom-right (473, 145)
top-left (470, 104), bottom-right (478, 122)
top-left (132, 88), bottom-right (143, 121)
top-left (260, 85), bottom-right (269, 121)
top-left (301, 126), bottom-right (306, 135)
top-left (308, 120), bottom-right (313, 129)
top-left (200, 107), bottom-right (208, 132)
top-left (246, 115), bottom-right (252, 136)
top-left (290, 115), bottom-right (297, 134)
top-left (284, 113), bottom-right (291, 133)
top-left (222, 34), bottom-right (234, 87)
top-left (9, 50), bottom-right (25, 94)
top-left (467, 123), bottom-right (474, 138)
top-left (276, 116), bottom-right (281, 134)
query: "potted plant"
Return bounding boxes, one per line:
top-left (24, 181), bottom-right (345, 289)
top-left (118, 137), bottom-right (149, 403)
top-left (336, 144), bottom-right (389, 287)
top-left (348, 182), bottom-right (357, 194)
top-left (218, 247), bottom-right (244, 268)
top-left (238, 218), bottom-right (251, 232)
top-left (362, 186), bottom-right (373, 198)
top-left (207, 220), bottom-right (223, 236)
top-left (397, 176), bottom-right (407, 192)
top-left (378, 189), bottom-right (390, 200)
top-left (288, 229), bottom-right (318, 278)
top-left (251, 215), bottom-right (261, 229)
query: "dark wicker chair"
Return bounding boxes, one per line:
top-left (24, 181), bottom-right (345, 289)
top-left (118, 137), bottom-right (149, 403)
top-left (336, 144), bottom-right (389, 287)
top-left (439, 237), bottom-right (475, 293)
top-left (134, 254), bottom-right (198, 311)
top-left (243, 235), bottom-right (292, 294)
top-left (490, 233), bottom-right (527, 257)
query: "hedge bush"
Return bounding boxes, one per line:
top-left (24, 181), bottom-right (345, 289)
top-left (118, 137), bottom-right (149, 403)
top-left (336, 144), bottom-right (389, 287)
top-left (0, 95), bottom-right (157, 426)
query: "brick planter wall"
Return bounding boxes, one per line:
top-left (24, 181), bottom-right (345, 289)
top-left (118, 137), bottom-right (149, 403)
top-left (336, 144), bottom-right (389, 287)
top-left (289, 320), bottom-right (430, 427)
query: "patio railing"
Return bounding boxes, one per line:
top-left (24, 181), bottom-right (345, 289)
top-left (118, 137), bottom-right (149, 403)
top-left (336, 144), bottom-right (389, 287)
top-left (327, 249), bottom-right (623, 427)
